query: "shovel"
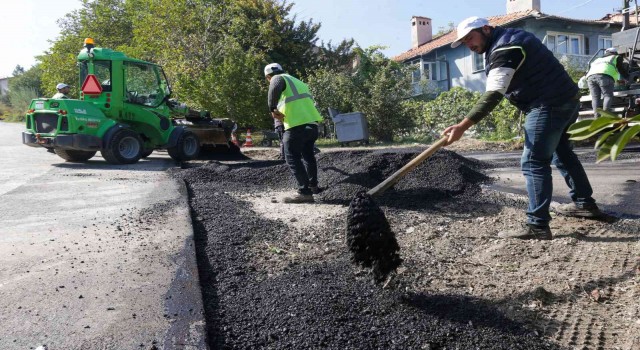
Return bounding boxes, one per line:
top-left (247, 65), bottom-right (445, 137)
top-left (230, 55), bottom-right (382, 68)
top-left (367, 135), bottom-right (448, 197)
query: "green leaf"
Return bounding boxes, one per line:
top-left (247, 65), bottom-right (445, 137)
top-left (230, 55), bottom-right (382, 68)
top-left (611, 125), bottom-right (640, 160)
top-left (596, 149), bottom-right (611, 163)
top-left (567, 119), bottom-right (594, 134)
top-left (629, 114), bottom-right (640, 122)
top-left (596, 109), bottom-right (620, 119)
top-left (594, 128), bottom-right (617, 149)
top-left (569, 127), bottom-right (609, 141)
top-left (587, 116), bottom-right (620, 132)
top-left (595, 132), bottom-right (618, 163)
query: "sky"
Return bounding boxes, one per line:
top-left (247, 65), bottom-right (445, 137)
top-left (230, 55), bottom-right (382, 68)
top-left (0, 0), bottom-right (625, 78)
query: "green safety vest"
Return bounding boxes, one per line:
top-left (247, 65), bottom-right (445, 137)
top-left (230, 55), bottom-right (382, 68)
top-left (587, 55), bottom-right (620, 80)
top-left (276, 74), bottom-right (322, 130)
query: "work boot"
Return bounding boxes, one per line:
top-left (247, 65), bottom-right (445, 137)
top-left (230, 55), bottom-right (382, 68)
top-left (555, 202), bottom-right (603, 218)
top-left (310, 186), bottom-right (324, 194)
top-left (283, 193), bottom-right (314, 204)
top-left (498, 224), bottom-right (552, 240)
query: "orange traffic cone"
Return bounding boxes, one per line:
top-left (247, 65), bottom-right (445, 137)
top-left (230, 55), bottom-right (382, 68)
top-left (243, 129), bottom-right (254, 147)
top-left (231, 133), bottom-right (239, 146)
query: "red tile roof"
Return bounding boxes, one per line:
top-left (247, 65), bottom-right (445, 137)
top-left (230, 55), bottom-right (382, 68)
top-left (393, 10), bottom-right (617, 62)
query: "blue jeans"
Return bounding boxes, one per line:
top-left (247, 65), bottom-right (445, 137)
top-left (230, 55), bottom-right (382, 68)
top-left (521, 100), bottom-right (595, 226)
top-left (283, 124), bottom-right (319, 195)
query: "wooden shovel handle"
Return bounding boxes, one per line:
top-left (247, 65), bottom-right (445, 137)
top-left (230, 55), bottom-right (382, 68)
top-left (367, 136), bottom-right (448, 197)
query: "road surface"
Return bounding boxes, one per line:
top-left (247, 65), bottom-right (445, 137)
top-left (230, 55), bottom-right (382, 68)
top-left (0, 121), bottom-right (206, 349)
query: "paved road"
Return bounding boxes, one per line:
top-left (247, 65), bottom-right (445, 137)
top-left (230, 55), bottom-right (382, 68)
top-left (466, 149), bottom-right (640, 218)
top-left (0, 122), bottom-right (206, 349)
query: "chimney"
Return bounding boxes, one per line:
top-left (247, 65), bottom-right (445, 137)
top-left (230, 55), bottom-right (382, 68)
top-left (411, 16), bottom-right (432, 49)
top-left (506, 0), bottom-right (541, 14)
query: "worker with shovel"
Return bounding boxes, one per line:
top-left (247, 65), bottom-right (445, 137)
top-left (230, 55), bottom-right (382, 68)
top-left (443, 17), bottom-right (602, 240)
top-left (265, 63), bottom-right (323, 203)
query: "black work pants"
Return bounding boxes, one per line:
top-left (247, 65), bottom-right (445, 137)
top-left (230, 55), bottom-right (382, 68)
top-left (275, 125), bottom-right (285, 159)
top-left (283, 124), bottom-right (319, 194)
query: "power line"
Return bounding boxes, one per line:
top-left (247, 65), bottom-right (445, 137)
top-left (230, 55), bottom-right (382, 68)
top-left (555, 0), bottom-right (597, 15)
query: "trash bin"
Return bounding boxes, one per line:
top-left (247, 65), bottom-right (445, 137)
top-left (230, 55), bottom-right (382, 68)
top-left (332, 112), bottom-right (369, 145)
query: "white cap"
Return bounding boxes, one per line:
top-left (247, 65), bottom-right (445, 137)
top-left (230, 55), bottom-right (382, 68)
top-left (264, 63), bottom-right (283, 76)
top-left (605, 47), bottom-right (618, 55)
top-left (451, 16), bottom-right (490, 48)
top-left (56, 83), bottom-right (69, 90)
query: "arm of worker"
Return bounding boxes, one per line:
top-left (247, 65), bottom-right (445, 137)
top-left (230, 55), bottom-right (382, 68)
top-left (443, 47), bottom-right (523, 145)
top-left (268, 75), bottom-right (286, 121)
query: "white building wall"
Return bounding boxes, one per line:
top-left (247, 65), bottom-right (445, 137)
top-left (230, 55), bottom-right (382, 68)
top-left (0, 78), bottom-right (9, 96)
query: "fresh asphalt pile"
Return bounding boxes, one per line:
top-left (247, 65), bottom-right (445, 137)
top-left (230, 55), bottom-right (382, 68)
top-left (171, 148), bottom-right (561, 349)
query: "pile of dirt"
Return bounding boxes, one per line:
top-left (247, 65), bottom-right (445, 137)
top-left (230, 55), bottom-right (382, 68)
top-left (171, 149), bottom-right (564, 349)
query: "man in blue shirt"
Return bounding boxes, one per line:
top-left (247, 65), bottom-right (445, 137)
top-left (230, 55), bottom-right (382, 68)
top-left (444, 17), bottom-right (602, 240)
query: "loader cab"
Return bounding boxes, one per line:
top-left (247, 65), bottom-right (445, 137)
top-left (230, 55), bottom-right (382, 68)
top-left (79, 60), bottom-right (113, 93)
top-left (123, 61), bottom-right (170, 107)
top-left (77, 41), bottom-right (171, 116)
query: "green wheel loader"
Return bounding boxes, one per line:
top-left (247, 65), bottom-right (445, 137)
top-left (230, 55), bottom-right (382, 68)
top-left (22, 38), bottom-right (238, 164)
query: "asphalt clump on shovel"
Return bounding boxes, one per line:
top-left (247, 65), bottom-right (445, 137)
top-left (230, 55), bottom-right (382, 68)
top-left (347, 191), bottom-right (402, 282)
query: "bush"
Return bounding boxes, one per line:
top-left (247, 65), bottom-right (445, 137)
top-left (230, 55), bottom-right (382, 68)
top-left (421, 87), bottom-right (521, 140)
top-left (6, 87), bottom-right (37, 122)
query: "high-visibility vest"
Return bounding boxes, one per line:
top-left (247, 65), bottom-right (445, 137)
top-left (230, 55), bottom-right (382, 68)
top-left (276, 74), bottom-right (322, 130)
top-left (587, 55), bottom-right (620, 80)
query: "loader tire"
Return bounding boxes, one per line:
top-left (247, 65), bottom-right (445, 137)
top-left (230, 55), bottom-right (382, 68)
top-left (228, 142), bottom-right (241, 154)
top-left (101, 128), bottom-right (143, 165)
top-left (141, 149), bottom-right (153, 158)
top-left (168, 130), bottom-right (200, 161)
top-left (54, 149), bottom-right (97, 162)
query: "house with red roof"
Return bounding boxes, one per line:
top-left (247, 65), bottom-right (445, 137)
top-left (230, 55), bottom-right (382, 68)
top-left (393, 0), bottom-right (625, 96)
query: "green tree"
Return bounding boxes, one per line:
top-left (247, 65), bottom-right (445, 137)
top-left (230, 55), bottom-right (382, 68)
top-left (122, 0), bottom-right (324, 128)
top-left (309, 46), bottom-right (417, 142)
top-left (12, 65), bottom-right (25, 77)
top-left (40, 0), bottom-right (134, 98)
top-left (38, 0), bottom-right (349, 129)
top-left (9, 64), bottom-right (44, 98)
top-left (435, 21), bottom-right (455, 38)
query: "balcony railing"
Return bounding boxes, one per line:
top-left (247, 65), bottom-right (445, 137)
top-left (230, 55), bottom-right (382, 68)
top-left (553, 53), bottom-right (593, 71)
top-left (411, 79), bottom-right (448, 97)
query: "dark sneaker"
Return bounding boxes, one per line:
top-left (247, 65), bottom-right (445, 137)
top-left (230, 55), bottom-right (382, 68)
top-left (310, 186), bottom-right (324, 194)
top-left (498, 224), bottom-right (552, 240)
top-left (283, 193), bottom-right (314, 204)
top-left (555, 203), bottom-right (603, 218)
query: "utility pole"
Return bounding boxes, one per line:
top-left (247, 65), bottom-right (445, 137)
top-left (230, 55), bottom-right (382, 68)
top-left (623, 0), bottom-right (630, 31)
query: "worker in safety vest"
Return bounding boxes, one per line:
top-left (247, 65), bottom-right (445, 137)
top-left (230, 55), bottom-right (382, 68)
top-left (265, 63), bottom-right (323, 203)
top-left (586, 47), bottom-right (627, 117)
top-left (52, 83), bottom-right (70, 99)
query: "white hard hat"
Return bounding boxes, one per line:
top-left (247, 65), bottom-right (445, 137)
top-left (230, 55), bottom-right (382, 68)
top-left (264, 63), bottom-right (283, 76)
top-left (451, 16), bottom-right (490, 48)
top-left (56, 83), bottom-right (69, 90)
top-left (605, 47), bottom-right (618, 55)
